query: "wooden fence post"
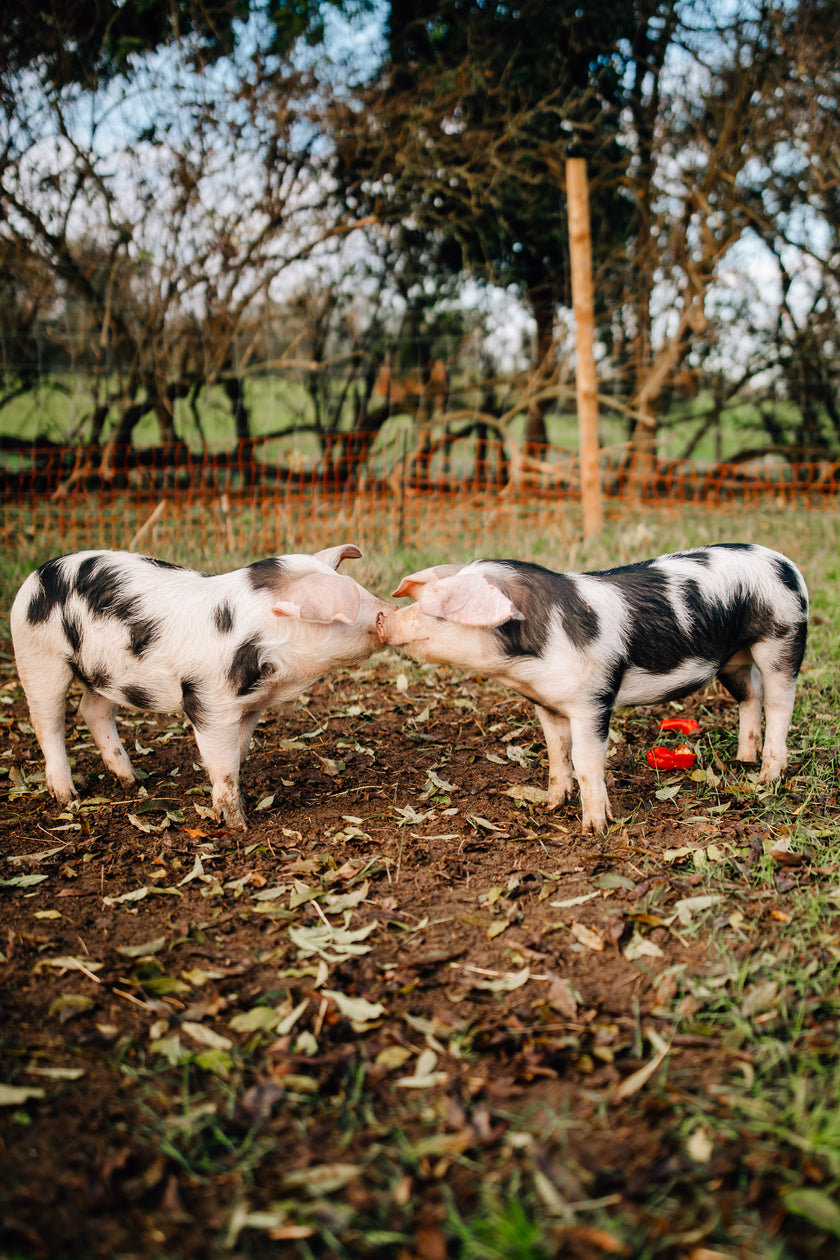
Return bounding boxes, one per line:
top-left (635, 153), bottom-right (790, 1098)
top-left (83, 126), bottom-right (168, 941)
top-left (566, 157), bottom-right (603, 539)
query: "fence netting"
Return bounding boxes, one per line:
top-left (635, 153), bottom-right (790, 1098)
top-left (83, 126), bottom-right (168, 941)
top-left (3, 438), bottom-right (840, 561)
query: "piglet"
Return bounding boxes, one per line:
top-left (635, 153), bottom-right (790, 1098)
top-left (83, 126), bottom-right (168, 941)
top-left (11, 544), bottom-right (388, 829)
top-left (377, 544), bottom-right (808, 833)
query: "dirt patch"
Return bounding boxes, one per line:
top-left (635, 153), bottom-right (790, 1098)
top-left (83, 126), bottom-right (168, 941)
top-left (1, 649), bottom-right (837, 1258)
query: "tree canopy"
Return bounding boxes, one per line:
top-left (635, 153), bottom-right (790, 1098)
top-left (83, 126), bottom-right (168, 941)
top-left (332, 0), bottom-right (638, 442)
top-left (0, 0), bottom-right (360, 86)
top-left (1, 0), bottom-right (838, 464)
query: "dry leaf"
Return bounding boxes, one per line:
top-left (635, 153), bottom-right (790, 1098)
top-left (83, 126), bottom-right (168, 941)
top-left (570, 922), bottom-right (604, 951)
top-left (544, 973), bottom-right (578, 1019)
top-left (612, 1031), bottom-right (671, 1101)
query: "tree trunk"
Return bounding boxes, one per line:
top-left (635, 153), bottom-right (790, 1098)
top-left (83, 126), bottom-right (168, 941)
top-left (524, 285), bottom-right (555, 454)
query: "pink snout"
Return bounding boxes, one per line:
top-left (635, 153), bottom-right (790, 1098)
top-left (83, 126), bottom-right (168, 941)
top-left (376, 609), bottom-right (388, 643)
top-left (376, 606), bottom-right (429, 648)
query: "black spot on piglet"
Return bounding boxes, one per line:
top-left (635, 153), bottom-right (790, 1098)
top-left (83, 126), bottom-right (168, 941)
top-left (247, 557), bottom-right (286, 593)
top-left (62, 612), bottom-right (83, 655)
top-left (27, 557), bottom-right (71, 624)
top-left (182, 678), bottom-right (206, 729)
top-left (123, 684), bottom-right (152, 709)
top-left (229, 636), bottom-right (271, 696)
top-left (128, 618), bottom-right (161, 656)
top-left (75, 556), bottom-right (140, 622)
top-left (214, 602), bottom-right (234, 633)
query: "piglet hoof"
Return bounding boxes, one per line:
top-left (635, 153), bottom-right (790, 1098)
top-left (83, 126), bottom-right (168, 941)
top-left (47, 784), bottom-right (79, 807)
top-left (210, 801), bottom-right (249, 832)
top-left (757, 762), bottom-right (786, 785)
top-left (219, 809), bottom-right (249, 832)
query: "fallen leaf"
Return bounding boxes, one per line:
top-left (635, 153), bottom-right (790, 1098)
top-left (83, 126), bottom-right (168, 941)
top-left (322, 989), bottom-right (385, 1029)
top-left (24, 1065), bottom-right (86, 1081)
top-left (395, 1047), bottom-right (448, 1089)
top-left (551, 891), bottom-right (599, 909)
top-left (741, 979), bottom-right (779, 1019)
top-left (0, 1084), bottom-right (46, 1106)
top-left (40, 956), bottom-right (104, 981)
top-left (229, 1006), bottom-right (281, 1034)
top-left (570, 922), bottom-right (604, 951)
top-left (127, 813), bottom-right (169, 834)
top-left (283, 1163), bottom-right (361, 1194)
top-left (612, 1031), bottom-right (671, 1101)
top-left (116, 936), bottom-right (167, 958)
top-left (784, 1188), bottom-right (840, 1239)
top-left (469, 967), bottom-right (531, 993)
top-left (544, 973), bottom-right (578, 1019)
top-left (623, 931), bottom-right (665, 962)
top-left (288, 919), bottom-right (378, 962)
top-left (181, 1022), bottom-right (234, 1050)
top-left (411, 1131), bottom-right (476, 1159)
top-left (686, 1126), bottom-right (714, 1163)
top-left (487, 919), bottom-right (510, 940)
top-left (375, 1045), bottom-right (413, 1073)
top-left (467, 814), bottom-right (504, 832)
top-left (48, 993), bottom-right (96, 1020)
top-left (231, 1082), bottom-right (284, 1128)
top-left (178, 855), bottom-right (206, 885)
top-left (5, 846), bottom-right (68, 865)
top-left (503, 784), bottom-right (549, 805)
top-left (673, 894), bottom-right (723, 925)
top-left (275, 998), bottom-right (310, 1036)
top-left (563, 1227), bottom-right (629, 1256)
top-left (103, 886), bottom-right (150, 906)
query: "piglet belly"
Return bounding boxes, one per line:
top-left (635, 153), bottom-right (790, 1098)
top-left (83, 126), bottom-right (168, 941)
top-left (616, 658), bottom-right (716, 707)
top-left (79, 653), bottom-right (185, 714)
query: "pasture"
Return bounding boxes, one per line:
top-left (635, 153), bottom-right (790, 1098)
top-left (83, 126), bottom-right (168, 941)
top-left (1, 500), bottom-right (839, 1259)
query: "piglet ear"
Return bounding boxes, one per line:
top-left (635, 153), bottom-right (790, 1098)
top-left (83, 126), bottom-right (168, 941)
top-left (392, 563), bottom-right (466, 599)
top-left (273, 573), bottom-right (362, 624)
top-left (419, 572), bottom-right (523, 626)
top-left (314, 543), bottom-right (363, 571)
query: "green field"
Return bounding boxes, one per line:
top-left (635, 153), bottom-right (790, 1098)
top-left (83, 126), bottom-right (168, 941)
top-left (0, 372), bottom-right (788, 468)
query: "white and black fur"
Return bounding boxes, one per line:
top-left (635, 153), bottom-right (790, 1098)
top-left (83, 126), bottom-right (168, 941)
top-left (378, 543), bottom-right (809, 833)
top-left (11, 544), bottom-right (388, 829)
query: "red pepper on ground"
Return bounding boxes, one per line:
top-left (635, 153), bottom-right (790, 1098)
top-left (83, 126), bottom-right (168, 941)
top-left (646, 744), bottom-right (697, 771)
top-left (659, 717), bottom-right (701, 734)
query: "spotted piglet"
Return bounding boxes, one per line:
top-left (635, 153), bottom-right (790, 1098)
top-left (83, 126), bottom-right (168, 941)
top-left (377, 544), bottom-right (808, 833)
top-left (11, 545), bottom-right (388, 829)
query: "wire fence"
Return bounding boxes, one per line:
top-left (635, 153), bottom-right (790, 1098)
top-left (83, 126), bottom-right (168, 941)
top-left (3, 437), bottom-right (840, 562)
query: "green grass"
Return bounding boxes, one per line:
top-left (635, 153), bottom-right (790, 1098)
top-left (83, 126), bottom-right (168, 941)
top-left (0, 370), bottom-right (804, 467)
top-left (2, 496), bottom-right (839, 1258)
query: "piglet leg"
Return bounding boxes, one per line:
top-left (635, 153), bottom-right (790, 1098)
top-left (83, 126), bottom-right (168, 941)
top-left (19, 661), bottom-right (76, 804)
top-left (753, 653), bottom-right (797, 781)
top-left (192, 720), bottom-right (248, 830)
top-left (534, 705), bottom-right (575, 808)
top-left (238, 709), bottom-right (263, 761)
top-left (718, 652), bottom-right (763, 763)
top-left (78, 688), bottom-right (138, 786)
top-left (568, 711), bottom-right (613, 834)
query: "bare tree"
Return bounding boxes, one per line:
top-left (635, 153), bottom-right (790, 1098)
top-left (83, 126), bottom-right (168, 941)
top-left (0, 5), bottom-right (372, 468)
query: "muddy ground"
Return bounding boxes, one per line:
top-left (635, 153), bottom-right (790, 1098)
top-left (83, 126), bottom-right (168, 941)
top-left (1, 647), bottom-right (838, 1259)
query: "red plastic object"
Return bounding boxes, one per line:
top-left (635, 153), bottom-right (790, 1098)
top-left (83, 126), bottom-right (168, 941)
top-left (646, 744), bottom-right (697, 771)
top-left (659, 717), bottom-right (701, 734)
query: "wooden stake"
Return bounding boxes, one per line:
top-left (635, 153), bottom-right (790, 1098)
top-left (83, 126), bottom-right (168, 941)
top-left (566, 157), bottom-right (603, 538)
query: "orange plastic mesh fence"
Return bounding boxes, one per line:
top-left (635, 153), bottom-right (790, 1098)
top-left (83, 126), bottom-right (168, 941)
top-left (3, 439), bottom-right (839, 560)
